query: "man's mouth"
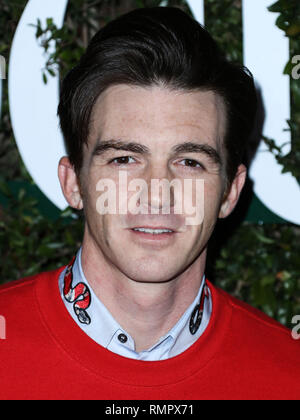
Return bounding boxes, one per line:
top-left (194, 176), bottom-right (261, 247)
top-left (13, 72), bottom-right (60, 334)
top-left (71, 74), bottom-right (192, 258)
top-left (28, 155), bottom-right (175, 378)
top-left (128, 226), bottom-right (177, 243)
top-left (132, 227), bottom-right (174, 235)
top-left (126, 223), bottom-right (181, 247)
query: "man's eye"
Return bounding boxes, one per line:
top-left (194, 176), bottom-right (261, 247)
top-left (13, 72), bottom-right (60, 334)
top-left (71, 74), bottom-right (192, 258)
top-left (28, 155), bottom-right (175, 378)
top-left (178, 159), bottom-right (203, 168)
top-left (109, 156), bottom-right (136, 165)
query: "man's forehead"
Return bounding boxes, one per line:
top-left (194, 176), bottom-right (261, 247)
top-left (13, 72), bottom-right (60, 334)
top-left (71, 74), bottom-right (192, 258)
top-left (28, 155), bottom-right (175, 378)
top-left (89, 84), bottom-right (227, 150)
top-left (93, 83), bottom-right (225, 113)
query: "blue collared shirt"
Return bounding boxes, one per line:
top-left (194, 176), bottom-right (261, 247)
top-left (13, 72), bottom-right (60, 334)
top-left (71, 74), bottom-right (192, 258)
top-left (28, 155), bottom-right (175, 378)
top-left (59, 248), bottom-right (212, 361)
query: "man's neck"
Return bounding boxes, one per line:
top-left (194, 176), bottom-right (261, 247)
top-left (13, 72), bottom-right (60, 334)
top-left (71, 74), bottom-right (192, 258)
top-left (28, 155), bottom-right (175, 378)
top-left (81, 236), bottom-right (206, 353)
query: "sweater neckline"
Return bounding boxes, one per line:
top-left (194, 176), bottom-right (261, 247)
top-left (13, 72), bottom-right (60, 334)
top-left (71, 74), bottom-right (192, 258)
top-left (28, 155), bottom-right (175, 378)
top-left (35, 265), bottom-right (232, 387)
top-left (59, 248), bottom-right (212, 361)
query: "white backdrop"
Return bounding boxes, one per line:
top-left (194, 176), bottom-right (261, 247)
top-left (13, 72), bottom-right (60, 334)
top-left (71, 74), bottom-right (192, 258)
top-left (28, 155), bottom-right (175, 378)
top-left (5, 0), bottom-right (300, 224)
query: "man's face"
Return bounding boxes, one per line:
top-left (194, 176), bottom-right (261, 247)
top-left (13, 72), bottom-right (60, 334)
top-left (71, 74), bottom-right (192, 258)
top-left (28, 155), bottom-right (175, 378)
top-left (76, 84), bottom-right (237, 283)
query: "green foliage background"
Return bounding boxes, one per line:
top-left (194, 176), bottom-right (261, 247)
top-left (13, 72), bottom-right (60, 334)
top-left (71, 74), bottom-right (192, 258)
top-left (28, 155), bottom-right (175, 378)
top-left (0, 0), bottom-right (299, 328)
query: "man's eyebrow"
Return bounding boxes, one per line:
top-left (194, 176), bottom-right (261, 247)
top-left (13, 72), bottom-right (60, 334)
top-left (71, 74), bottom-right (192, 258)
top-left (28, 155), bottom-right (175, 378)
top-left (92, 139), bottom-right (150, 157)
top-left (92, 139), bottom-right (222, 166)
top-left (171, 142), bottom-right (222, 166)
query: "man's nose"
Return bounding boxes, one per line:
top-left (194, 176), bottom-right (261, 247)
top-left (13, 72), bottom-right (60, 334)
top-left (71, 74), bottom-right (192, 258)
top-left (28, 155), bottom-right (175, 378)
top-left (141, 164), bottom-right (176, 214)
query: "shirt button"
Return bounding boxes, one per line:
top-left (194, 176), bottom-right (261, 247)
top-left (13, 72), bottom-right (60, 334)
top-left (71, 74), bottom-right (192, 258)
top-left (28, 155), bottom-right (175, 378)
top-left (118, 333), bottom-right (128, 343)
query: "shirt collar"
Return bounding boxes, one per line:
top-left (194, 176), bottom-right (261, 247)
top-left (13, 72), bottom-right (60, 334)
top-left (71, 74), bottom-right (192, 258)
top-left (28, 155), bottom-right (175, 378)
top-left (59, 247), bottom-right (212, 360)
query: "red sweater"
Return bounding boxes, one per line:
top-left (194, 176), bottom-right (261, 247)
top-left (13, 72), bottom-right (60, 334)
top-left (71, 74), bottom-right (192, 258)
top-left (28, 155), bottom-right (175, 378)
top-left (0, 265), bottom-right (299, 400)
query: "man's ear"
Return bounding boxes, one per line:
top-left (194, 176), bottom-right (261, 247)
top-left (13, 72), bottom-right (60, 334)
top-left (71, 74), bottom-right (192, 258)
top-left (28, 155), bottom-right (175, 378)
top-left (218, 164), bottom-right (247, 219)
top-left (58, 157), bottom-right (83, 210)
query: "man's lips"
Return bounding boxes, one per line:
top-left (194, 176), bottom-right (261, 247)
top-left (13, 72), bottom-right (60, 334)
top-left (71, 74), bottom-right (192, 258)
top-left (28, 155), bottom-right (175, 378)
top-left (124, 213), bottom-right (186, 233)
top-left (129, 226), bottom-right (177, 233)
top-left (127, 226), bottom-right (178, 242)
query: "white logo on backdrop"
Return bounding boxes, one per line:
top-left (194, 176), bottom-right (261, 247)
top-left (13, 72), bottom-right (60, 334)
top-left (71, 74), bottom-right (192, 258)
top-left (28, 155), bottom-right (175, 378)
top-left (6, 0), bottom-right (300, 224)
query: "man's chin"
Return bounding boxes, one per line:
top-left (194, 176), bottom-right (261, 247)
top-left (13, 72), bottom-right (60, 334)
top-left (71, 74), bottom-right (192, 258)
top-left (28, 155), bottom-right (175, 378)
top-left (116, 257), bottom-right (185, 284)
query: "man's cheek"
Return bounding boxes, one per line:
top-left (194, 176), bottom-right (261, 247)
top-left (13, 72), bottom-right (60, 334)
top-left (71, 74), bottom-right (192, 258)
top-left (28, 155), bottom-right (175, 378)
top-left (183, 179), bottom-right (205, 227)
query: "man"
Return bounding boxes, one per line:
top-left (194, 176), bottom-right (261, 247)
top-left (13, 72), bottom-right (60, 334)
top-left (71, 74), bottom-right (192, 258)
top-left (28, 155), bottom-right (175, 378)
top-left (0, 7), bottom-right (299, 400)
